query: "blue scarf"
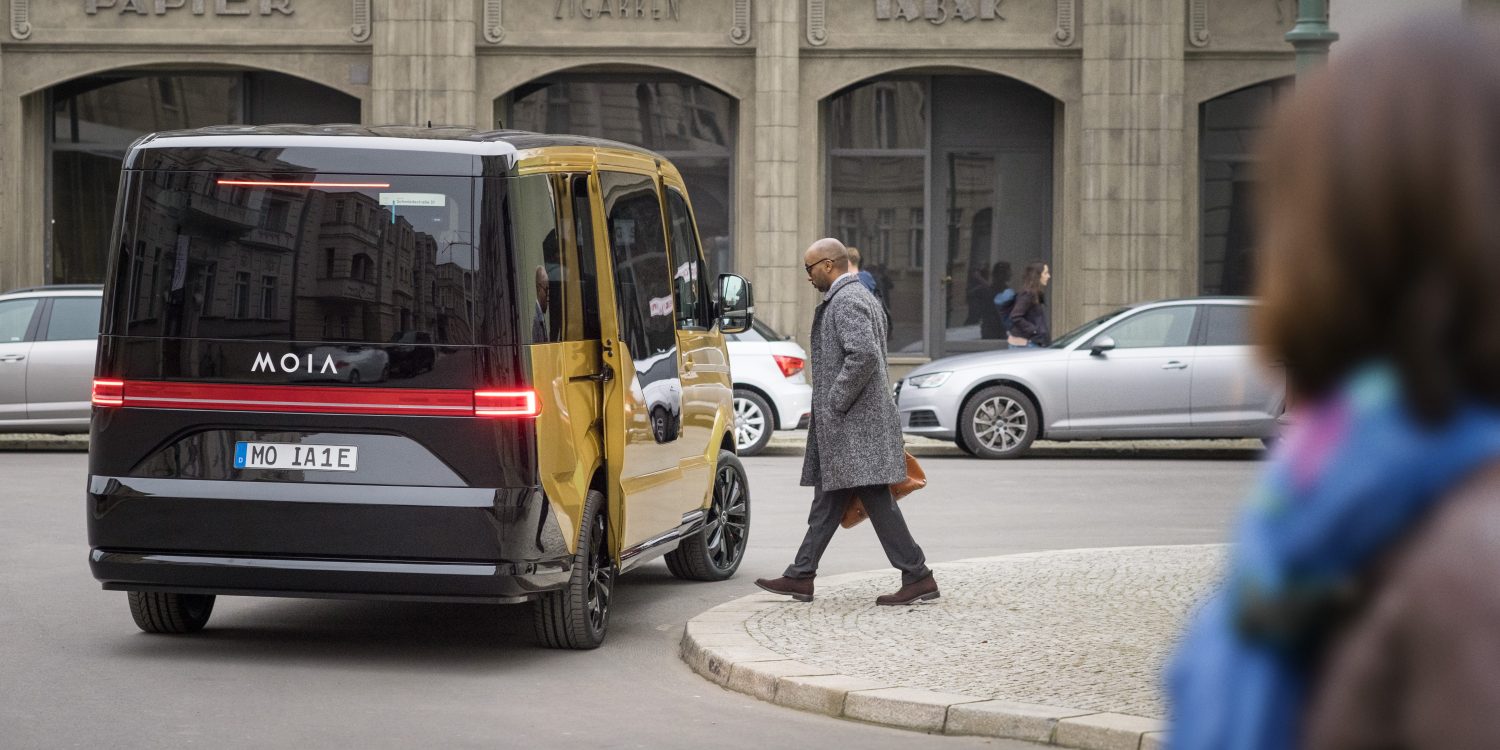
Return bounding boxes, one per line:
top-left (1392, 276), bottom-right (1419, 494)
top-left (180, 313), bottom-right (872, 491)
top-left (1168, 366), bottom-right (1500, 749)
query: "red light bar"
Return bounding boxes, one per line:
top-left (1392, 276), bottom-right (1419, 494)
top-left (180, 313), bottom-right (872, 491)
top-left (474, 390), bottom-right (541, 418)
top-left (216, 179), bottom-right (391, 189)
top-left (95, 380), bottom-right (542, 418)
top-left (92, 379), bottom-right (125, 407)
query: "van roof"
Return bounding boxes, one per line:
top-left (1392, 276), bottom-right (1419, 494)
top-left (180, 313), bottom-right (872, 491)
top-left (130, 124), bottom-right (665, 161)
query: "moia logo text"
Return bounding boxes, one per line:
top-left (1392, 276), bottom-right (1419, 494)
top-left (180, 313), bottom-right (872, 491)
top-left (253, 352), bottom-right (337, 375)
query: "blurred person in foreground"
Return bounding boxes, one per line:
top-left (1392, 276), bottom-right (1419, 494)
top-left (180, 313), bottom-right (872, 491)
top-left (1169, 20), bottom-right (1500, 750)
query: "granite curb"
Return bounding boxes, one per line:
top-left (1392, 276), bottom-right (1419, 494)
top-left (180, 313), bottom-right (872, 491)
top-left (681, 553), bottom-right (1175, 750)
top-left (0, 434), bottom-right (88, 451)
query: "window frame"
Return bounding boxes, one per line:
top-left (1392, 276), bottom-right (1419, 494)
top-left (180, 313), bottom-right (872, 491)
top-left (1092, 304), bottom-right (1200, 350)
top-left (663, 185), bottom-right (712, 332)
top-left (0, 296), bottom-right (46, 344)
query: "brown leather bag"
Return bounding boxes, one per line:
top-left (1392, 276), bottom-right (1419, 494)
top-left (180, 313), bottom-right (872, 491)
top-left (841, 452), bottom-right (926, 529)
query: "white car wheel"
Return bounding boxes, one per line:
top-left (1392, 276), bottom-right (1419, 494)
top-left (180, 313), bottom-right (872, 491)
top-left (732, 389), bottom-right (774, 456)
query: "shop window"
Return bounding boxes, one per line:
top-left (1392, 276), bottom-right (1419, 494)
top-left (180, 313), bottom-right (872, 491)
top-left (1199, 77), bottom-right (1294, 296)
top-left (506, 75), bottom-right (736, 276)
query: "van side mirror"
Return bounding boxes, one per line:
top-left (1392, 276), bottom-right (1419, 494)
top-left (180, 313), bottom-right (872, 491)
top-left (1090, 336), bottom-right (1116, 356)
top-left (716, 273), bottom-right (754, 334)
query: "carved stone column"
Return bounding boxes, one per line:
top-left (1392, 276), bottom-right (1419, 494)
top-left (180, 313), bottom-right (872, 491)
top-left (750, 0), bottom-right (802, 332)
top-left (1077, 0), bottom-right (1189, 318)
top-left (371, 0), bottom-right (477, 126)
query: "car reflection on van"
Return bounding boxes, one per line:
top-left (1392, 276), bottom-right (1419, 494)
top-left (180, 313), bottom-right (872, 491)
top-left (87, 125), bottom-right (756, 649)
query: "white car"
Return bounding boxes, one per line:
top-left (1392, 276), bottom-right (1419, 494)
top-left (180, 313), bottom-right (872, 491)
top-left (725, 319), bottom-right (811, 456)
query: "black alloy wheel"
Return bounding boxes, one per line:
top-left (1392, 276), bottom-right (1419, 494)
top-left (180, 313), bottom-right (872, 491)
top-left (666, 450), bottom-right (751, 581)
top-left (534, 490), bottom-right (615, 649)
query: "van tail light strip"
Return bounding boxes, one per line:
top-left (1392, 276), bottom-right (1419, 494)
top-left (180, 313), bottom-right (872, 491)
top-left (91, 379), bottom-right (125, 407)
top-left (216, 180), bottom-right (392, 189)
top-left (91, 380), bottom-right (539, 418)
top-left (773, 355), bottom-right (806, 379)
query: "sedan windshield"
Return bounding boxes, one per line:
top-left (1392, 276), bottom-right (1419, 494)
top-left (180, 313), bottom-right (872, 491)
top-left (1049, 308), bottom-right (1130, 350)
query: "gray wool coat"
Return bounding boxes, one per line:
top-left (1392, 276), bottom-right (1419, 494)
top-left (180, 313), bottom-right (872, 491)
top-left (799, 274), bottom-right (908, 492)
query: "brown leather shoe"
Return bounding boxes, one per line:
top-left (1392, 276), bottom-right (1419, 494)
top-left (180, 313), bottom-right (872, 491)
top-left (876, 575), bottom-right (939, 606)
top-left (755, 576), bottom-right (814, 602)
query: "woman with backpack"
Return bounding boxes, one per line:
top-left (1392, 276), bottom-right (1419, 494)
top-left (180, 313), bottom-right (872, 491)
top-left (1006, 261), bottom-right (1050, 348)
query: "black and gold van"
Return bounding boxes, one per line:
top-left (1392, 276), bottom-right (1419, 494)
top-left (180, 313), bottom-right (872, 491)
top-left (87, 125), bottom-right (754, 649)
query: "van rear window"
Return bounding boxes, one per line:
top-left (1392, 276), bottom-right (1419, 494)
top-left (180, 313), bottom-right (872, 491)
top-left (111, 171), bottom-right (487, 345)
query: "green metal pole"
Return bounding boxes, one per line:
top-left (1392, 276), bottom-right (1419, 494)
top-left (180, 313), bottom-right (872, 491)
top-left (1285, 0), bottom-right (1339, 78)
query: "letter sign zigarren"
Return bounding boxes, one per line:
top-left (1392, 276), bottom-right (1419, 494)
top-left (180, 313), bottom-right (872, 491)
top-left (85, 0), bottom-right (293, 16)
top-left (555, 0), bottom-right (680, 21)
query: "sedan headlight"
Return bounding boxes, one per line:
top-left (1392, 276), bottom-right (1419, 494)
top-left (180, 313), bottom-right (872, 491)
top-left (907, 371), bottom-right (952, 389)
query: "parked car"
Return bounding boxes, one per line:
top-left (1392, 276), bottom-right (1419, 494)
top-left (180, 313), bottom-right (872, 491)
top-left (87, 125), bottom-right (756, 649)
top-left (725, 319), bottom-right (811, 456)
top-left (0, 285), bottom-right (103, 434)
top-left (896, 298), bottom-right (1285, 458)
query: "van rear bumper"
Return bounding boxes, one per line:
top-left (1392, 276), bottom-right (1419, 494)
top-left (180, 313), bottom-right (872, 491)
top-left (90, 550), bottom-right (570, 603)
top-left (86, 474), bottom-right (576, 602)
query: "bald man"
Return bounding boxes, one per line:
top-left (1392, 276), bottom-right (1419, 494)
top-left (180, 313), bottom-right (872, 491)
top-left (755, 238), bottom-right (938, 606)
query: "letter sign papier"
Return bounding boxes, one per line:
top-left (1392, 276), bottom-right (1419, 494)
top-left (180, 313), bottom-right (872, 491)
top-left (86, 0), bottom-right (293, 15)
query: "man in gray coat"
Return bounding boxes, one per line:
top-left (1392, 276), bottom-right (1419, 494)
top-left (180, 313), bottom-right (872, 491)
top-left (755, 238), bottom-right (938, 606)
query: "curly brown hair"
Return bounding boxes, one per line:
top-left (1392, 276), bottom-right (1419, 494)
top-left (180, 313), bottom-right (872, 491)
top-left (1254, 19), bottom-right (1500, 419)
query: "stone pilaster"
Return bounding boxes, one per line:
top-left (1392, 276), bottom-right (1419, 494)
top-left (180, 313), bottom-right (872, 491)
top-left (750, 0), bottom-right (801, 334)
top-left (371, 0), bottom-right (476, 127)
top-left (1078, 0), bottom-right (1188, 318)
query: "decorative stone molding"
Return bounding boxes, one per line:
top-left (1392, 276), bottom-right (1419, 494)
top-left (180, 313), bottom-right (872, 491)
top-left (484, 0), bottom-right (506, 44)
top-left (11, 0), bottom-right (32, 40)
top-left (1188, 0), bottom-right (1209, 47)
top-left (1052, 0), bottom-right (1074, 47)
top-left (350, 0), bottom-right (370, 42)
top-left (806, 0), bottom-right (827, 46)
top-left (730, 0), bottom-right (751, 45)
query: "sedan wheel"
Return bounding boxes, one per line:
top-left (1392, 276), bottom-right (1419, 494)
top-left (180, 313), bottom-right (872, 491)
top-left (731, 389), bottom-right (774, 457)
top-left (959, 385), bottom-right (1039, 459)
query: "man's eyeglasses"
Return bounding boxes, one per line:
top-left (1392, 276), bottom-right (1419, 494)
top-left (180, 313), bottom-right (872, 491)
top-left (804, 258), bottom-right (833, 277)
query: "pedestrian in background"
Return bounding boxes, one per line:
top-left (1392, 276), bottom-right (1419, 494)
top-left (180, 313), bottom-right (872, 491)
top-left (1168, 19), bottom-right (1500, 750)
top-left (1006, 261), bottom-right (1050, 348)
top-left (982, 261), bottom-right (1015, 341)
top-left (755, 238), bottom-right (938, 606)
top-left (847, 245), bottom-right (878, 294)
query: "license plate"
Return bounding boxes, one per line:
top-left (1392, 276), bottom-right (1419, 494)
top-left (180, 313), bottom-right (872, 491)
top-left (234, 442), bottom-right (358, 472)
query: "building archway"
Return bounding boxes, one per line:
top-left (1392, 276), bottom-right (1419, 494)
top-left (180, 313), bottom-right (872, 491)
top-left (1198, 76), bottom-right (1294, 296)
top-left (824, 73), bottom-right (1059, 357)
top-left (46, 68), bottom-right (360, 284)
top-left (495, 69), bottom-right (738, 276)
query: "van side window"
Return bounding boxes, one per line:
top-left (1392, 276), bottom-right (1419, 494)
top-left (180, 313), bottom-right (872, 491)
top-left (500, 175), bottom-right (566, 345)
top-left (665, 188), bottom-right (709, 329)
top-left (600, 171), bottom-right (676, 360)
top-left (568, 174), bottom-right (602, 341)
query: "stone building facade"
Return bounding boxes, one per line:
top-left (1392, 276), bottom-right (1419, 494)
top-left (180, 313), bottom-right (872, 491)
top-left (2, 0), bottom-right (1306, 366)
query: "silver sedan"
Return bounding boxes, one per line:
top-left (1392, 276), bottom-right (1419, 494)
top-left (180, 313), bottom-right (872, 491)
top-left (896, 298), bottom-right (1285, 458)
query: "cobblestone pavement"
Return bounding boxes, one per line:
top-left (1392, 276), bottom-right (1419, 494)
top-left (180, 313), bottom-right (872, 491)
top-left (744, 545), bottom-right (1227, 719)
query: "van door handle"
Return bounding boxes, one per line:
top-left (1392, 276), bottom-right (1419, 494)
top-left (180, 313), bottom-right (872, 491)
top-left (571, 365), bottom-right (614, 384)
top-left (0, 354), bottom-right (24, 362)
top-left (1162, 361), bottom-right (1188, 370)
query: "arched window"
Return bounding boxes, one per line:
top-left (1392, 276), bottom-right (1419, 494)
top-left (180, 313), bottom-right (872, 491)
top-left (1199, 77), bottom-right (1294, 296)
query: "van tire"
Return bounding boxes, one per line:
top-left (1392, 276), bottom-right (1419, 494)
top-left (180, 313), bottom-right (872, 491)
top-left (127, 591), bottom-right (215, 634)
top-left (533, 490), bottom-right (613, 649)
top-left (666, 451), bottom-right (750, 582)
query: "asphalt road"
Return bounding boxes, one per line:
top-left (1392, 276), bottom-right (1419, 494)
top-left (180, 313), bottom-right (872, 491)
top-left (0, 449), bottom-right (1262, 749)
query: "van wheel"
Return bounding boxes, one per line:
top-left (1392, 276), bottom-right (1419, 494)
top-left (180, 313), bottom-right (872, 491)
top-left (666, 451), bottom-right (750, 582)
top-left (127, 591), bottom-right (215, 634)
top-left (732, 389), bottom-right (774, 457)
top-left (959, 385), bottom-right (1038, 459)
top-left (533, 490), bottom-right (613, 649)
